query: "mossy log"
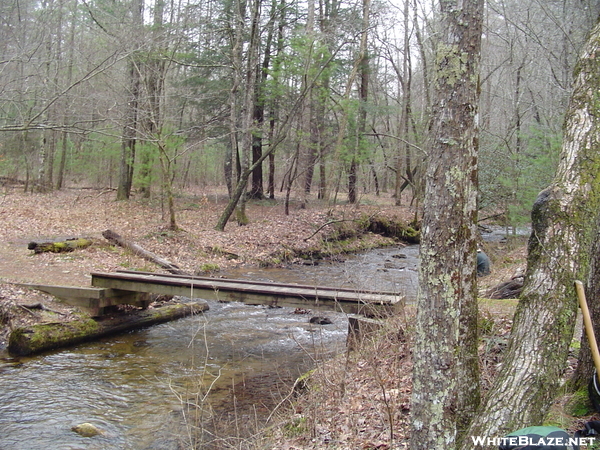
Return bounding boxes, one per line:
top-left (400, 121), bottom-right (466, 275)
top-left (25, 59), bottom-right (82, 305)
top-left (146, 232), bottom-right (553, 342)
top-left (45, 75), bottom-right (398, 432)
top-left (8, 301), bottom-right (208, 356)
top-left (312, 215), bottom-right (420, 244)
top-left (28, 238), bottom-right (93, 254)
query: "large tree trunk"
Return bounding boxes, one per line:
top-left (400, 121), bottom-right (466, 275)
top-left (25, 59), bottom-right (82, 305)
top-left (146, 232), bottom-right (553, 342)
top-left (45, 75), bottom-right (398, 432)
top-left (461, 19), bottom-right (600, 448)
top-left (410, 1), bottom-right (483, 449)
top-left (572, 228), bottom-right (600, 389)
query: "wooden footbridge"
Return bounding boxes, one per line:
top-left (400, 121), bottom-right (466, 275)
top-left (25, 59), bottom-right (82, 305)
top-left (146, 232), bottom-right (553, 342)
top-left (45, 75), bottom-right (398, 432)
top-left (22, 270), bottom-right (403, 316)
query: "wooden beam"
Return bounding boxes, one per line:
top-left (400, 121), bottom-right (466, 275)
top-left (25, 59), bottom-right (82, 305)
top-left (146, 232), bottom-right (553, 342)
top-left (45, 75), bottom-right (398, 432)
top-left (18, 283), bottom-right (150, 316)
top-left (90, 271), bottom-right (403, 315)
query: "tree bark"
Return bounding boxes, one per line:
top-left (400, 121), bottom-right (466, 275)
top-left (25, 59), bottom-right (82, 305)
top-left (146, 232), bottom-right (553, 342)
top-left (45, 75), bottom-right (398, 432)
top-left (117, 58), bottom-right (141, 201)
top-left (249, 11), bottom-right (275, 200)
top-left (233, 0), bottom-right (260, 224)
top-left (461, 19), bottom-right (600, 448)
top-left (572, 227), bottom-right (600, 389)
top-left (116, 0), bottom-right (143, 201)
top-left (8, 302), bottom-right (208, 356)
top-left (410, 1), bottom-right (483, 449)
top-left (348, 0), bottom-right (370, 205)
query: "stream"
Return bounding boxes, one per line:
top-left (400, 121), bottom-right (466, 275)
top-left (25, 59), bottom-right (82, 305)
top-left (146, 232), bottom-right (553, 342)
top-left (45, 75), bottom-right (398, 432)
top-left (0, 245), bottom-right (419, 450)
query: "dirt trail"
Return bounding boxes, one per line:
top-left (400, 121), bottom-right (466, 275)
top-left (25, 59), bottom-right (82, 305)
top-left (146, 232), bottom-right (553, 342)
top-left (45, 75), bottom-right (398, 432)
top-left (0, 235), bottom-right (103, 286)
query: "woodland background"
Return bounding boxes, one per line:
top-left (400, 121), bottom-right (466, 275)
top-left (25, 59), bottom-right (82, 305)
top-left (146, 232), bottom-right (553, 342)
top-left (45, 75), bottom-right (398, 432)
top-left (0, 0), bottom-right (597, 228)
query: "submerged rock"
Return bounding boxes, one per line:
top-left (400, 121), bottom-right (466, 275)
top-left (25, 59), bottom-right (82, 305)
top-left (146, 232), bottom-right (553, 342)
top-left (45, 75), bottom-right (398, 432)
top-left (309, 316), bottom-right (332, 325)
top-left (71, 422), bottom-right (102, 437)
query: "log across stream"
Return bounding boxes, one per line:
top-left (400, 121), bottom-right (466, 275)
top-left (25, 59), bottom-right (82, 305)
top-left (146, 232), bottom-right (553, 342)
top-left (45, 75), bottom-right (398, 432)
top-left (0, 298), bottom-right (350, 449)
top-left (8, 301), bottom-right (209, 356)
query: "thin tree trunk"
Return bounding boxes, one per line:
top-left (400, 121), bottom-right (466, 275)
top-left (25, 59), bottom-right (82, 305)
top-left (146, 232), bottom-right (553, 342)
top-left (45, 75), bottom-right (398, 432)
top-left (117, 0), bottom-right (143, 201)
top-left (235, 0), bottom-right (261, 225)
top-left (348, 0), bottom-right (370, 205)
top-left (56, 31), bottom-right (77, 194)
top-left (225, 0), bottom-right (244, 198)
top-left (298, 0), bottom-right (315, 209)
top-left (117, 59), bottom-right (141, 200)
top-left (249, 4), bottom-right (276, 200)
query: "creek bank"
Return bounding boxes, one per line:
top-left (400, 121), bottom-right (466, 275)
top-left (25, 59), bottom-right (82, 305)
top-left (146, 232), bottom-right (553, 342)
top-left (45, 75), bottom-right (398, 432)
top-left (8, 300), bottom-right (208, 356)
top-left (259, 214), bottom-right (420, 267)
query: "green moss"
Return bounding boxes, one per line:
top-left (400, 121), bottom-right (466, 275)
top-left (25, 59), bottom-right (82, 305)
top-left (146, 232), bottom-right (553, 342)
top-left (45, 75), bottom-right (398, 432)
top-left (9, 318), bottom-right (100, 355)
top-left (564, 389), bottom-right (594, 417)
top-left (366, 216), bottom-right (420, 243)
top-left (294, 368), bottom-right (315, 392)
top-left (235, 208), bottom-right (249, 226)
top-left (435, 44), bottom-right (468, 87)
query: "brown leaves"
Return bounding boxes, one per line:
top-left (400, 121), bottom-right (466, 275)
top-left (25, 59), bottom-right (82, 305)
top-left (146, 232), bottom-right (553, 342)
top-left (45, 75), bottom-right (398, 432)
top-left (272, 318), bottom-right (413, 449)
top-left (0, 189), bottom-right (413, 287)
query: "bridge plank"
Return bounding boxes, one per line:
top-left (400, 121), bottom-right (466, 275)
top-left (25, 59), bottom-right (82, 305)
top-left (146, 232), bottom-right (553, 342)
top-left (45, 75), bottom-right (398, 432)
top-left (115, 269), bottom-right (399, 296)
top-left (90, 271), bottom-right (403, 315)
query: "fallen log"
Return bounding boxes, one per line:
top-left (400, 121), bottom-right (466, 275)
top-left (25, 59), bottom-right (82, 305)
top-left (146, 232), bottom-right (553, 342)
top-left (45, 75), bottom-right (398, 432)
top-left (102, 229), bottom-right (188, 275)
top-left (28, 238), bottom-right (93, 254)
top-left (8, 301), bottom-right (208, 356)
top-left (486, 276), bottom-right (524, 299)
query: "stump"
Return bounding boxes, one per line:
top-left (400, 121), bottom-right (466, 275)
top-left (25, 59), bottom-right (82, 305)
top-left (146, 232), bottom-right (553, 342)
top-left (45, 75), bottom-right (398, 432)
top-left (347, 315), bottom-right (384, 350)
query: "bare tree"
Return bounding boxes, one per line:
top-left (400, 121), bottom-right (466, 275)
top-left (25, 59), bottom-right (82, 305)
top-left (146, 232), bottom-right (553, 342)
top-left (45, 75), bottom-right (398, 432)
top-left (117, 0), bottom-right (144, 200)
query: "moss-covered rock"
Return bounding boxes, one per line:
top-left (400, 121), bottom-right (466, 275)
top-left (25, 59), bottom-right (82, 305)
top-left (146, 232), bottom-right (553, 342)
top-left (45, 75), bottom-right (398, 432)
top-left (71, 422), bottom-right (102, 437)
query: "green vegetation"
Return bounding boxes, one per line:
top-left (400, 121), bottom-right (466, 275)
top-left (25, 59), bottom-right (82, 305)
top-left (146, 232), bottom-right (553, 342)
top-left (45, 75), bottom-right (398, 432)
top-left (198, 263), bottom-right (220, 274)
top-left (479, 125), bottom-right (562, 230)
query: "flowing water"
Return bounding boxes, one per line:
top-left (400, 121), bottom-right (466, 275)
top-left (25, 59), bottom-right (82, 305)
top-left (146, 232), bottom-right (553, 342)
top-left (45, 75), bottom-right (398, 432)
top-left (0, 245), bottom-right (419, 450)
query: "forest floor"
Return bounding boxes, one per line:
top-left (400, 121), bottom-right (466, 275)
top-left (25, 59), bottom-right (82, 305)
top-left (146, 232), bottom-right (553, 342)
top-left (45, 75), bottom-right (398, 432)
top-left (0, 186), bottom-right (589, 449)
